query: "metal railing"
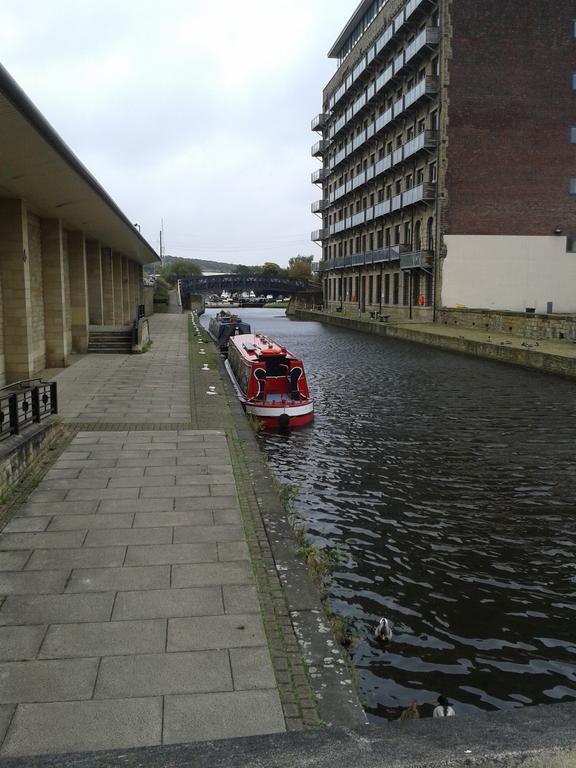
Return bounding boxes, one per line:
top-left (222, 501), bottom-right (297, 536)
top-left (132, 303), bottom-right (146, 346)
top-left (0, 379), bottom-right (58, 442)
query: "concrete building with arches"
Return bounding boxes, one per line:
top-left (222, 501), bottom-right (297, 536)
top-left (0, 64), bottom-right (159, 385)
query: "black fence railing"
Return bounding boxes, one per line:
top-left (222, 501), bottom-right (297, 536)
top-left (132, 303), bottom-right (145, 345)
top-left (0, 379), bottom-right (58, 442)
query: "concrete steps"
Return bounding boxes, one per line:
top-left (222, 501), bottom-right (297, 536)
top-left (87, 329), bottom-right (133, 354)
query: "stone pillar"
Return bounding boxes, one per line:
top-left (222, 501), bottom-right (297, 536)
top-left (113, 253), bottom-right (124, 326)
top-left (101, 247), bottom-right (115, 325)
top-left (68, 231), bottom-right (89, 353)
top-left (121, 256), bottom-right (130, 323)
top-left (86, 240), bottom-right (104, 325)
top-left (0, 199), bottom-right (35, 381)
top-left (137, 264), bottom-right (144, 303)
top-left (41, 217), bottom-right (70, 368)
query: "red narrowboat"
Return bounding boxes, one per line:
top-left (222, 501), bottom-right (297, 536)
top-left (225, 334), bottom-right (314, 428)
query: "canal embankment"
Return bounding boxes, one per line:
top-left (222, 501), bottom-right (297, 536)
top-left (290, 307), bottom-right (576, 379)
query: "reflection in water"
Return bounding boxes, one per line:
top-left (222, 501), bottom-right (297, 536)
top-left (203, 309), bottom-right (576, 722)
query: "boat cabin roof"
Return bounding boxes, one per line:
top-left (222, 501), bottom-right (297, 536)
top-left (230, 334), bottom-right (299, 363)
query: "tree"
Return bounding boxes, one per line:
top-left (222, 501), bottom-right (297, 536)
top-left (153, 276), bottom-right (170, 305)
top-left (262, 262), bottom-right (284, 276)
top-left (288, 255), bottom-right (313, 279)
top-left (161, 258), bottom-right (202, 283)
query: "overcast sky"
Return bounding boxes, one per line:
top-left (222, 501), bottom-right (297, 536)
top-left (1, 0), bottom-right (356, 266)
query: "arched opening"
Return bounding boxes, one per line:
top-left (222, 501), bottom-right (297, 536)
top-left (427, 217), bottom-right (434, 251)
top-left (414, 220), bottom-right (422, 250)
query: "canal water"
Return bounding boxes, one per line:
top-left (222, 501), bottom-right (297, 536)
top-left (203, 308), bottom-right (576, 722)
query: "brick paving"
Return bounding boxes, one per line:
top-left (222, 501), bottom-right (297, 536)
top-left (0, 315), bottom-right (289, 757)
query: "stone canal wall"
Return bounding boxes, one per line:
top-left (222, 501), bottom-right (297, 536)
top-left (438, 308), bottom-right (576, 341)
top-left (291, 308), bottom-right (576, 380)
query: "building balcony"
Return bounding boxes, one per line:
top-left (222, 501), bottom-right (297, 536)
top-left (400, 250), bottom-right (434, 270)
top-left (311, 168), bottom-right (329, 184)
top-left (326, 27), bottom-right (440, 146)
top-left (326, 0), bottom-right (430, 112)
top-left (327, 76), bottom-right (438, 174)
top-left (312, 140), bottom-right (329, 157)
top-left (325, 183), bottom-right (436, 239)
top-left (311, 199), bottom-right (330, 214)
top-left (328, 131), bottom-right (437, 206)
top-left (311, 113), bottom-right (329, 132)
top-left (311, 228), bottom-right (329, 241)
top-left (318, 245), bottom-right (416, 272)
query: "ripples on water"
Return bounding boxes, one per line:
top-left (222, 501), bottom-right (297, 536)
top-left (204, 308), bottom-right (576, 721)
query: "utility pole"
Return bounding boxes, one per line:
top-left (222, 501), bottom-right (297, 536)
top-left (159, 218), bottom-right (164, 269)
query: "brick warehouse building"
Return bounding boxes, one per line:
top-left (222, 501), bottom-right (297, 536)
top-left (312, 0), bottom-right (576, 320)
top-left (0, 64), bottom-right (159, 385)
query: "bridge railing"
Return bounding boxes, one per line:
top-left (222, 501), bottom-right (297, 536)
top-left (180, 274), bottom-right (308, 293)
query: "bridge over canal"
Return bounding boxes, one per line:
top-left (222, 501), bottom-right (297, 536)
top-left (179, 274), bottom-right (308, 301)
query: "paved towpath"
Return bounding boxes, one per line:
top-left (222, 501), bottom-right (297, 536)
top-left (0, 314), bottom-right (286, 757)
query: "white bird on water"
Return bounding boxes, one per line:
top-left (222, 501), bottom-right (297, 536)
top-left (375, 617), bottom-right (393, 642)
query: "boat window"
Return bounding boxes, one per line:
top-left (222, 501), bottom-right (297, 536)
top-left (264, 356), bottom-right (290, 376)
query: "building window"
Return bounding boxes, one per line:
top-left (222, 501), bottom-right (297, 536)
top-left (573, 73), bottom-right (576, 90)
top-left (403, 273), bottom-right (410, 305)
top-left (384, 274), bottom-right (390, 304)
top-left (567, 236), bottom-right (576, 252)
top-left (393, 273), bottom-right (399, 304)
top-left (571, 127), bottom-right (576, 143)
top-left (570, 178), bottom-right (576, 194)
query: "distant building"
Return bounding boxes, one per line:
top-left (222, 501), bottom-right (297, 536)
top-left (312, 0), bottom-right (576, 317)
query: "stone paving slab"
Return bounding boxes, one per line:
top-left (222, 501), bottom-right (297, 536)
top-left (0, 658), bottom-right (98, 704)
top-left (173, 525), bottom-right (244, 544)
top-left (0, 552), bottom-right (31, 571)
top-left (222, 585), bottom-right (260, 614)
top-left (0, 531), bottom-right (86, 550)
top-left (230, 647), bottom-right (278, 690)
top-left (0, 626), bottom-right (46, 661)
top-left (83, 528), bottom-right (172, 547)
top-left (39, 620), bottom-right (167, 659)
top-left (163, 690), bottom-right (285, 744)
top-left (0, 593), bottom-right (114, 625)
top-left (111, 586), bottom-right (224, 621)
top-left (2, 518), bottom-right (51, 533)
top-left (1, 697), bottom-right (163, 756)
top-left (124, 543), bottom-right (218, 566)
top-left (47, 513), bottom-right (134, 530)
top-left (171, 561), bottom-right (254, 588)
top-left (167, 614), bottom-right (266, 651)
top-left (0, 570), bottom-right (69, 595)
top-left (132, 510), bottom-right (214, 527)
top-left (25, 546), bottom-right (126, 571)
top-left (94, 650), bottom-right (233, 699)
top-left (65, 565), bottom-right (170, 593)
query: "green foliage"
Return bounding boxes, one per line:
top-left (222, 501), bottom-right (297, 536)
top-left (261, 262), bottom-right (284, 276)
top-left (153, 276), bottom-right (170, 304)
top-left (324, 609), bottom-right (356, 648)
top-left (161, 258), bottom-right (202, 283)
top-left (288, 255), bottom-right (313, 280)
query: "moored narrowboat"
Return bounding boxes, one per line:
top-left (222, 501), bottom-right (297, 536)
top-left (225, 334), bottom-right (314, 428)
top-left (207, 311), bottom-right (251, 356)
